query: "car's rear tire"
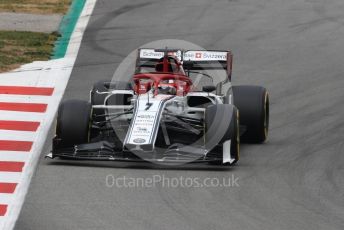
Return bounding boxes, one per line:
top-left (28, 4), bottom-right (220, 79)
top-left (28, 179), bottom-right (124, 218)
top-left (232, 85), bottom-right (269, 143)
top-left (56, 100), bottom-right (91, 148)
top-left (205, 104), bottom-right (240, 165)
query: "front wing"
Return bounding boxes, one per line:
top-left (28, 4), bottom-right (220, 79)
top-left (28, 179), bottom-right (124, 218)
top-left (47, 140), bottom-right (223, 164)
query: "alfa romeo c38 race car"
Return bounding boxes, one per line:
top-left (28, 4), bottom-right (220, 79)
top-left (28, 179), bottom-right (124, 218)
top-left (47, 48), bottom-right (269, 166)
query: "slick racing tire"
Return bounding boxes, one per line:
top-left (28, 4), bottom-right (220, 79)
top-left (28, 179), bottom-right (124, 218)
top-left (91, 80), bottom-right (132, 122)
top-left (56, 100), bottom-right (91, 148)
top-left (232, 85), bottom-right (269, 143)
top-left (205, 104), bottom-right (240, 165)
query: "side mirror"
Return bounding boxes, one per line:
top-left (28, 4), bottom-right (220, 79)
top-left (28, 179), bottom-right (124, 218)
top-left (103, 82), bottom-right (115, 89)
top-left (183, 61), bottom-right (194, 70)
top-left (202, 85), bottom-right (216, 93)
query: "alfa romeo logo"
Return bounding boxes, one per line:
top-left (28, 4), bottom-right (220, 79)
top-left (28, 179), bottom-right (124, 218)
top-left (133, 138), bottom-right (146, 144)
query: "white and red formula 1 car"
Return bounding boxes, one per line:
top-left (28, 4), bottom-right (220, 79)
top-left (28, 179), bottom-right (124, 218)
top-left (47, 48), bottom-right (269, 166)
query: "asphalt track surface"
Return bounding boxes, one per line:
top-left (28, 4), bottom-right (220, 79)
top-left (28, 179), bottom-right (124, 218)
top-left (16, 0), bottom-right (344, 229)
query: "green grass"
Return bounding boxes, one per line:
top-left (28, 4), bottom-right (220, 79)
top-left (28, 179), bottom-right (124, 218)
top-left (0, 0), bottom-right (71, 14)
top-left (0, 31), bottom-right (59, 72)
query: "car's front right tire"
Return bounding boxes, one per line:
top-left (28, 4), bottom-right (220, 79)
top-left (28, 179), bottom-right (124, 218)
top-left (232, 85), bottom-right (269, 143)
top-left (205, 104), bottom-right (240, 165)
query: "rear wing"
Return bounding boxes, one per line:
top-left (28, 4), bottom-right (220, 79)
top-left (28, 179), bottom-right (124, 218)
top-left (136, 48), bottom-right (233, 80)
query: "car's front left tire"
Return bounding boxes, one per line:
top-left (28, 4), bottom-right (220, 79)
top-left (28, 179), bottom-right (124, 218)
top-left (55, 99), bottom-right (92, 148)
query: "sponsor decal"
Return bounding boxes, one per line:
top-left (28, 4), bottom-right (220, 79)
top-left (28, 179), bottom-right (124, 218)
top-left (127, 111), bottom-right (157, 145)
top-left (140, 49), bottom-right (182, 59)
top-left (183, 51), bottom-right (227, 61)
top-left (133, 138), bottom-right (146, 144)
top-left (140, 50), bottom-right (164, 59)
top-left (137, 114), bottom-right (155, 119)
top-left (126, 94), bottom-right (173, 146)
top-left (139, 49), bottom-right (227, 61)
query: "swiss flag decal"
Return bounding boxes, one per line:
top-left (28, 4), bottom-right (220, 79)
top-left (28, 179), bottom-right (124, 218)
top-left (195, 53), bottom-right (202, 58)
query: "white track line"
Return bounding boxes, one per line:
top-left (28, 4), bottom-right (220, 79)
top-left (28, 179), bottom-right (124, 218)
top-left (0, 173), bottom-right (22, 184)
top-left (0, 152), bottom-right (30, 162)
top-left (0, 111), bottom-right (45, 122)
top-left (0, 95), bottom-right (51, 104)
top-left (66, 0), bottom-right (98, 58)
top-left (0, 195), bottom-right (13, 205)
top-left (0, 131), bottom-right (37, 142)
top-left (0, 74), bottom-right (54, 87)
